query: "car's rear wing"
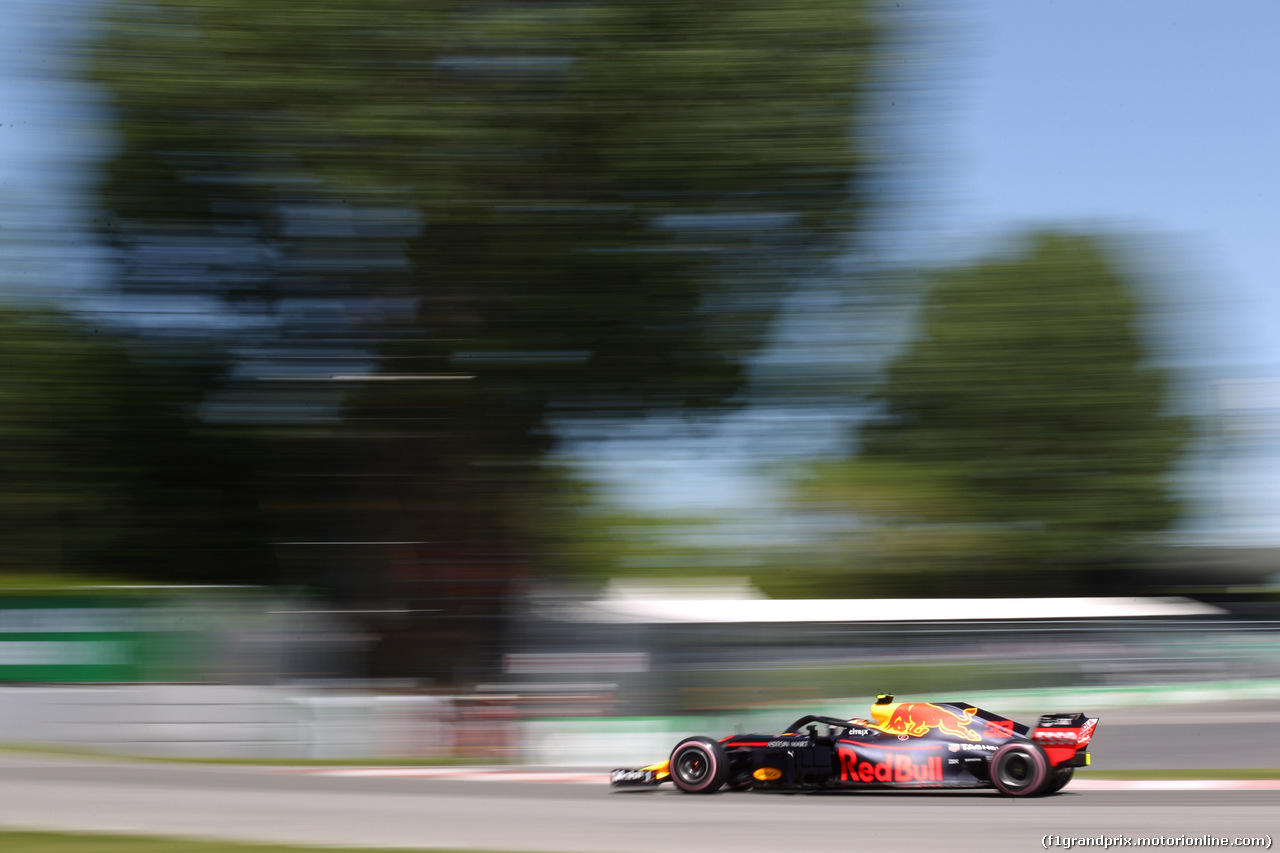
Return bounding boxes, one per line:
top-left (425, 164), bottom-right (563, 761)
top-left (1031, 713), bottom-right (1098, 767)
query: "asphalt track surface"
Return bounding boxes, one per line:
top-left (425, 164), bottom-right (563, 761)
top-left (0, 702), bottom-right (1277, 852)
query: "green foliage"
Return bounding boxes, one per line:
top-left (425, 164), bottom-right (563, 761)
top-left (541, 509), bottom-right (760, 586)
top-left (0, 306), bottom-right (273, 584)
top-left (86, 0), bottom-right (893, 606)
top-left (91, 0), bottom-right (882, 365)
top-left (794, 232), bottom-right (1194, 594)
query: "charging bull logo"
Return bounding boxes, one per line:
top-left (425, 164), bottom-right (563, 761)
top-left (878, 703), bottom-right (981, 742)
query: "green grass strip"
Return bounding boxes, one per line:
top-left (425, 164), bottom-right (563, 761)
top-left (0, 830), bottom-right (523, 853)
top-left (1080, 768), bottom-right (1280, 780)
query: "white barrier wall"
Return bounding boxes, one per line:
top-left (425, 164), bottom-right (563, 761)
top-left (0, 686), bottom-right (459, 759)
top-left (7, 679), bottom-right (1280, 763)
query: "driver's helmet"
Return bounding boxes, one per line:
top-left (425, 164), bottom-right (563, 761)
top-left (868, 693), bottom-right (896, 726)
top-left (869, 703), bottom-right (894, 726)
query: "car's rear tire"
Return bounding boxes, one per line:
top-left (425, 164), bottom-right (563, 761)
top-left (1043, 767), bottom-right (1075, 794)
top-left (990, 742), bottom-right (1052, 797)
top-left (669, 737), bottom-right (730, 794)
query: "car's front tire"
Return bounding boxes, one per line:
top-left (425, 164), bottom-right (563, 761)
top-left (669, 737), bottom-right (730, 794)
top-left (990, 742), bottom-right (1052, 797)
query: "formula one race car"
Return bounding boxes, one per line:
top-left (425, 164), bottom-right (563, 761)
top-left (611, 694), bottom-right (1097, 797)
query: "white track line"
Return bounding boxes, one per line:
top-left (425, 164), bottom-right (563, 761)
top-left (290, 768), bottom-right (1280, 790)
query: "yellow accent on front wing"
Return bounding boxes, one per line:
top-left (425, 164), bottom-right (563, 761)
top-left (640, 759), bottom-right (670, 781)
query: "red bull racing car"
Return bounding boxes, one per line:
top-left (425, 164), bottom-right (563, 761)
top-left (611, 694), bottom-right (1097, 797)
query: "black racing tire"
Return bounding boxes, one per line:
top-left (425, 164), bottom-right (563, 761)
top-left (1043, 767), bottom-right (1075, 794)
top-left (669, 737), bottom-right (730, 794)
top-left (990, 742), bottom-right (1052, 797)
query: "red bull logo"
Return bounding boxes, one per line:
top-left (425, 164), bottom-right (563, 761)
top-left (877, 703), bottom-right (981, 742)
top-left (838, 750), bottom-right (943, 783)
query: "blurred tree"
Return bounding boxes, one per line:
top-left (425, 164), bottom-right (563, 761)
top-left (88, 0), bottom-right (895, 677)
top-left (0, 306), bottom-right (273, 584)
top-left (794, 232), bottom-right (1193, 596)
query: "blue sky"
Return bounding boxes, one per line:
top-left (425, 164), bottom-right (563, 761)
top-left (2, 0), bottom-right (1278, 543)
top-left (0, 0), bottom-right (114, 334)
top-left (941, 0), bottom-right (1280, 542)
top-left (580, 0), bottom-right (1280, 543)
top-left (947, 0), bottom-right (1279, 365)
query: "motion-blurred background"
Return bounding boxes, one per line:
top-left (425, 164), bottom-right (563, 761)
top-left (1, 0), bottom-right (1278, 763)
